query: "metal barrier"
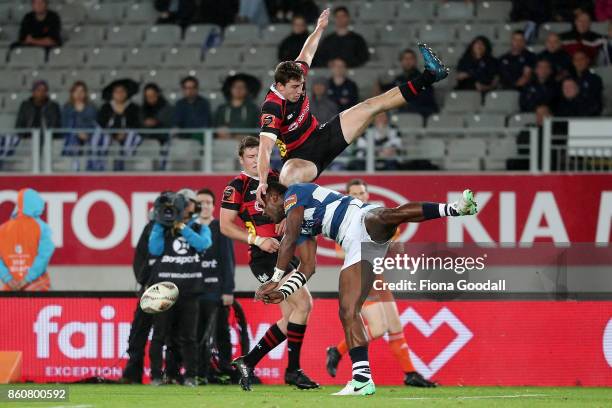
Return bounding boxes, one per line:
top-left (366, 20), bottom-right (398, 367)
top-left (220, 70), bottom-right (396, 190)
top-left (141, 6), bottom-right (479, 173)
top-left (0, 126), bottom-right (542, 174)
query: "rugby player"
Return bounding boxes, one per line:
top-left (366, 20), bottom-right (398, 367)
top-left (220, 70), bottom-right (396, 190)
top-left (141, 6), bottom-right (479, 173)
top-left (252, 182), bottom-right (477, 395)
top-left (255, 8), bottom-right (449, 204)
top-left (325, 179), bottom-right (436, 387)
top-left (220, 136), bottom-right (318, 391)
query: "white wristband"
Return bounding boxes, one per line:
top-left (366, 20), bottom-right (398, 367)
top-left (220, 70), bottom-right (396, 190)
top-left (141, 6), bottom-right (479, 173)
top-left (271, 267), bottom-right (285, 282)
top-left (254, 236), bottom-right (265, 247)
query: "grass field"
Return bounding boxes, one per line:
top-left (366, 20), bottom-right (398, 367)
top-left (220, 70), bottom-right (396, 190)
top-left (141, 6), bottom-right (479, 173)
top-left (3, 384), bottom-right (612, 408)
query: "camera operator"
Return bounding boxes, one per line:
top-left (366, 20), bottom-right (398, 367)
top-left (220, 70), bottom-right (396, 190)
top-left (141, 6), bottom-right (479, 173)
top-left (148, 190), bottom-right (212, 387)
top-left (195, 188), bottom-right (235, 383)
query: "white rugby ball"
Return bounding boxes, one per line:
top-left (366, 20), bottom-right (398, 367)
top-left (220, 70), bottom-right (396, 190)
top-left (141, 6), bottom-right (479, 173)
top-left (140, 282), bottom-right (179, 313)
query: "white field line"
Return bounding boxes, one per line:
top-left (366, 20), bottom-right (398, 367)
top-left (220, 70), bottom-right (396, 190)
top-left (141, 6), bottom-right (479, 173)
top-left (397, 393), bottom-right (549, 400)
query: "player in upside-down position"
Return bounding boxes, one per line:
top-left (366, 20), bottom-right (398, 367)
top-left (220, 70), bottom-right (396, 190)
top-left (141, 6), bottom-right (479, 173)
top-left (250, 182), bottom-right (477, 395)
top-left (255, 8), bottom-right (449, 205)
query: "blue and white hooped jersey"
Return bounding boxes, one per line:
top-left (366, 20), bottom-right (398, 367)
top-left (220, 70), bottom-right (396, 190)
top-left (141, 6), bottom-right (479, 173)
top-left (283, 183), bottom-right (365, 244)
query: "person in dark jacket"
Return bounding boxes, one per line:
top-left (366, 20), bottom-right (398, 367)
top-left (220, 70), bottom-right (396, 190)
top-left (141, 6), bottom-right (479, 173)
top-left (538, 33), bottom-right (573, 82)
top-left (195, 188), bottom-right (236, 382)
top-left (555, 78), bottom-right (595, 116)
top-left (310, 77), bottom-right (338, 123)
top-left (520, 59), bottom-right (559, 112)
top-left (278, 15), bottom-right (310, 62)
top-left (154, 0), bottom-right (196, 27)
top-left (560, 12), bottom-right (605, 61)
top-left (327, 58), bottom-right (359, 111)
top-left (571, 50), bottom-right (603, 115)
top-left (456, 36), bottom-right (500, 92)
top-left (148, 190), bottom-right (212, 386)
top-left (313, 6), bottom-right (369, 68)
top-left (498, 30), bottom-right (537, 89)
top-left (17, 0), bottom-right (62, 48)
top-left (173, 76), bottom-right (212, 141)
top-left (15, 80), bottom-right (61, 133)
top-left (121, 219), bottom-right (155, 384)
top-left (141, 83), bottom-right (174, 144)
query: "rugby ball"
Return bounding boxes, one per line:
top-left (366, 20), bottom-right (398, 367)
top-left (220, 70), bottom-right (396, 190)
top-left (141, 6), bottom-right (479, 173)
top-left (140, 282), bottom-right (179, 313)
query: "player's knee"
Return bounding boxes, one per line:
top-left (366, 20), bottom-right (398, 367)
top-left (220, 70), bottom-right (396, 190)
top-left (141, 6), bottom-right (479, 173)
top-left (338, 303), bottom-right (359, 324)
top-left (292, 290), bottom-right (313, 314)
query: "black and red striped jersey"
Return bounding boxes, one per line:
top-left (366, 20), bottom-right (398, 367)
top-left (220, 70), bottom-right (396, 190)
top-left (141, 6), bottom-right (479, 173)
top-left (221, 170), bottom-right (279, 240)
top-left (259, 61), bottom-right (319, 158)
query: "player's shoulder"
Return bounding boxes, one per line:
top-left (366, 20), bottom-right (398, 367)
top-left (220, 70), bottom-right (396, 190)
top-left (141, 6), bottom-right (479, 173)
top-left (287, 182), bottom-right (318, 197)
top-left (226, 173), bottom-right (247, 188)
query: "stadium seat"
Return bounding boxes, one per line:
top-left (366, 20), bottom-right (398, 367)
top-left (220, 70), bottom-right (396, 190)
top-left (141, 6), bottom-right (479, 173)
top-left (47, 48), bottom-right (86, 69)
top-left (205, 91), bottom-right (224, 113)
top-left (352, 25), bottom-right (378, 44)
top-left (0, 112), bottom-right (16, 129)
top-left (442, 91), bottom-right (481, 113)
top-left (9, 3), bottom-right (28, 24)
top-left (3, 93), bottom-right (28, 114)
top-left (183, 24), bottom-right (223, 47)
top-left (411, 138), bottom-right (446, 160)
top-left (437, 1), bottom-right (475, 21)
top-left (427, 113), bottom-right (465, 130)
top-left (243, 47), bottom-right (277, 69)
top-left (86, 47), bottom-right (125, 68)
top-left (261, 24), bottom-right (292, 45)
top-left (65, 69), bottom-right (105, 90)
top-left (0, 71), bottom-right (24, 92)
top-left (202, 47), bottom-right (243, 68)
top-left (125, 48), bottom-right (163, 68)
top-left (457, 23), bottom-right (498, 43)
top-left (64, 26), bottom-right (105, 47)
top-left (0, 4), bottom-right (11, 24)
top-left (169, 139), bottom-right (202, 171)
top-left (370, 46), bottom-right (399, 67)
top-left (124, 2), bottom-right (158, 24)
top-left (355, 2), bottom-right (397, 23)
top-left (593, 67), bottom-right (612, 91)
top-left (465, 113), bottom-right (506, 129)
top-left (485, 136), bottom-right (517, 170)
top-left (104, 69), bottom-right (143, 85)
top-left (418, 24), bottom-right (456, 45)
top-left (106, 25), bottom-right (145, 46)
top-left (539, 22), bottom-right (572, 39)
top-left (379, 24), bottom-right (415, 46)
top-left (0, 25), bottom-right (18, 47)
top-left (391, 113), bottom-right (424, 129)
top-left (396, 1), bottom-right (436, 21)
top-left (49, 91), bottom-right (70, 105)
top-left (223, 24), bottom-right (261, 46)
top-left (476, 1), bottom-right (512, 22)
top-left (498, 21), bottom-right (529, 40)
top-left (507, 113), bottom-right (536, 128)
top-left (144, 25), bottom-right (182, 47)
top-left (7, 47), bottom-right (46, 69)
top-left (162, 48), bottom-right (203, 68)
top-left (142, 69), bottom-right (180, 92)
top-left (55, 2), bottom-right (87, 26)
top-left (445, 139), bottom-right (485, 170)
top-left (85, 3), bottom-right (125, 24)
top-left (213, 139), bottom-right (239, 166)
top-left (25, 70), bottom-right (64, 91)
top-left (591, 21), bottom-right (609, 36)
top-left (436, 46), bottom-right (462, 68)
top-left (481, 90), bottom-right (519, 113)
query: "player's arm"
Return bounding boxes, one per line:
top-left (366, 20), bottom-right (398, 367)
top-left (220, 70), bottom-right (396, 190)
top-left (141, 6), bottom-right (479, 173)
top-left (220, 207), bottom-right (280, 253)
top-left (295, 8), bottom-right (329, 66)
top-left (256, 135), bottom-right (275, 200)
top-left (275, 205), bottom-right (304, 273)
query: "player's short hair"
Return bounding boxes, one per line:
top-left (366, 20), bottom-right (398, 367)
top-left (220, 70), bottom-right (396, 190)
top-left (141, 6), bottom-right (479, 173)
top-left (333, 6), bottom-right (349, 16)
top-left (196, 188), bottom-right (215, 204)
top-left (238, 135), bottom-right (259, 157)
top-left (346, 178), bottom-right (368, 193)
top-left (274, 61), bottom-right (304, 85)
top-left (512, 29), bottom-right (525, 37)
top-left (267, 181), bottom-right (288, 197)
top-left (181, 75), bottom-right (199, 88)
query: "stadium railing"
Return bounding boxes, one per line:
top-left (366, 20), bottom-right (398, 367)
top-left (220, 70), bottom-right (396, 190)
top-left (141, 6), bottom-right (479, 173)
top-left (0, 126), bottom-right (548, 173)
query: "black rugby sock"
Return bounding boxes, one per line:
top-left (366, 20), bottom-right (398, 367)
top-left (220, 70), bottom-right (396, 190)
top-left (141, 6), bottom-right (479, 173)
top-left (244, 323), bottom-right (286, 367)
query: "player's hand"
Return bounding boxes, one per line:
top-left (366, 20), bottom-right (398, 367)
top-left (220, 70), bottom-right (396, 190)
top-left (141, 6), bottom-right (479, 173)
top-left (256, 280), bottom-right (279, 300)
top-left (259, 237), bottom-right (280, 253)
top-left (262, 290), bottom-right (285, 304)
top-left (256, 183), bottom-right (267, 206)
top-left (317, 8), bottom-right (330, 31)
top-left (222, 294), bottom-right (234, 306)
top-left (275, 218), bottom-right (287, 236)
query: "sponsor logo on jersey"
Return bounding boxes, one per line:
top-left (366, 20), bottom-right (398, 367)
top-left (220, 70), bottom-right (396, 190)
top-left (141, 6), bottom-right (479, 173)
top-left (223, 186), bottom-right (236, 203)
top-left (262, 115), bottom-right (274, 127)
top-left (284, 194), bottom-right (297, 211)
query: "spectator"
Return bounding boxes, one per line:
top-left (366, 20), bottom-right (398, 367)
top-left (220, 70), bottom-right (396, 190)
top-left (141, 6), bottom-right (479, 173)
top-left (550, 0), bottom-right (594, 22)
top-left (597, 21), bottom-right (612, 65)
top-left (154, 0), bottom-right (196, 27)
top-left (0, 188), bottom-right (54, 291)
top-left (15, 80), bottom-right (61, 132)
top-left (61, 81), bottom-right (98, 170)
top-left (313, 6), bottom-right (369, 68)
top-left (310, 77), bottom-right (338, 123)
top-left (195, 188), bottom-right (235, 382)
top-left (141, 83), bottom-right (174, 144)
top-left (560, 12), bottom-right (605, 61)
top-left (499, 30), bottom-right (537, 89)
top-left (174, 76), bottom-right (212, 141)
top-left (327, 58), bottom-right (359, 111)
top-left (17, 0), bottom-right (61, 48)
top-left (456, 36), bottom-right (500, 92)
top-left (237, 0), bottom-right (270, 27)
top-left (571, 50), bottom-right (603, 115)
top-left (538, 33), bottom-right (573, 81)
top-left (388, 49), bottom-right (438, 117)
top-left (555, 78), bottom-right (595, 116)
top-left (215, 77), bottom-right (259, 139)
top-left (198, 0), bottom-right (239, 28)
top-left (520, 59), bottom-right (559, 112)
top-left (510, 1), bottom-right (551, 23)
top-left (278, 15), bottom-right (309, 62)
top-left (352, 112), bottom-right (403, 171)
top-left (99, 79), bottom-right (142, 170)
